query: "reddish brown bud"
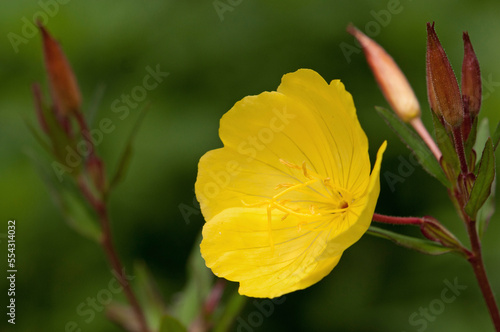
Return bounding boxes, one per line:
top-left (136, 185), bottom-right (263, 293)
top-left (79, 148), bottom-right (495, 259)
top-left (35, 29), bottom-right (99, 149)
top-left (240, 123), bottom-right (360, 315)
top-left (39, 23), bottom-right (81, 116)
top-left (420, 217), bottom-right (464, 250)
top-left (347, 25), bottom-right (420, 122)
top-left (461, 32), bottom-right (482, 118)
top-left (426, 22), bottom-right (463, 128)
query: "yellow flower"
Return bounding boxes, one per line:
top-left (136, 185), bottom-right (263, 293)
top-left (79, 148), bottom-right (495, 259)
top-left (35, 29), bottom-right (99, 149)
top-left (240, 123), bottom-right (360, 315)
top-left (196, 69), bottom-right (386, 298)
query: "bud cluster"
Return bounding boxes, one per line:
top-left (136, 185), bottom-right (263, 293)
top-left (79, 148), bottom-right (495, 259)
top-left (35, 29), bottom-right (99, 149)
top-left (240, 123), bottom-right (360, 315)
top-left (351, 22), bottom-right (496, 252)
top-left (33, 23), bottom-right (106, 196)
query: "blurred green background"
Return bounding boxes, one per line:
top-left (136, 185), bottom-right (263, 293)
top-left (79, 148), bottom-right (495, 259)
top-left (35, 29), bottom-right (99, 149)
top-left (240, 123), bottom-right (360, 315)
top-left (1, 0), bottom-right (500, 331)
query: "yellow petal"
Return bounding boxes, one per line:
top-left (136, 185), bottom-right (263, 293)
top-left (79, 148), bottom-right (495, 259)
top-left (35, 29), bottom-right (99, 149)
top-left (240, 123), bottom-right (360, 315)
top-left (201, 143), bottom-right (386, 298)
top-left (196, 69), bottom-right (387, 298)
top-left (196, 69), bottom-right (370, 221)
top-left (201, 207), bottom-right (343, 298)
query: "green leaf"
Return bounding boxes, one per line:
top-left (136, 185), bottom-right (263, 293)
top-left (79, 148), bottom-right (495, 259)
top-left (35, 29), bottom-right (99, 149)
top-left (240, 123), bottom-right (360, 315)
top-left (86, 83), bottom-right (107, 127)
top-left (464, 116), bottom-right (479, 166)
top-left (478, 173), bottom-right (495, 238)
top-left (173, 233), bottom-right (214, 326)
top-left (376, 107), bottom-right (451, 188)
top-left (109, 103), bottom-right (149, 190)
top-left (159, 315), bottom-right (188, 332)
top-left (367, 226), bottom-right (455, 256)
top-left (24, 117), bottom-right (53, 156)
top-left (58, 189), bottom-right (102, 241)
top-left (466, 138), bottom-right (495, 219)
top-left (492, 121), bottom-right (500, 151)
top-left (432, 111), bottom-right (460, 174)
top-left (40, 97), bottom-right (75, 163)
top-left (474, 118), bottom-right (491, 162)
top-left (26, 149), bottom-right (101, 241)
top-left (134, 261), bottom-right (168, 331)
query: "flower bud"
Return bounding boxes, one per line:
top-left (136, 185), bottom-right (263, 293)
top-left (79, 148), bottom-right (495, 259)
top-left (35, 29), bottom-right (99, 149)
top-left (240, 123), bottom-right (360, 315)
top-left (39, 23), bottom-right (81, 116)
top-left (461, 32), bottom-right (482, 118)
top-left (420, 217), bottom-right (464, 251)
top-left (347, 25), bottom-right (421, 122)
top-left (426, 22), bottom-right (463, 128)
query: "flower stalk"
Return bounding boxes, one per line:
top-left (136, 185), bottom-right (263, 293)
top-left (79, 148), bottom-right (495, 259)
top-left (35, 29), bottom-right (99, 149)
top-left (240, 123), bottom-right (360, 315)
top-left (361, 22), bottom-right (500, 330)
top-left (348, 24), bottom-right (442, 162)
top-left (466, 217), bottom-right (500, 331)
top-left (35, 23), bottom-right (150, 332)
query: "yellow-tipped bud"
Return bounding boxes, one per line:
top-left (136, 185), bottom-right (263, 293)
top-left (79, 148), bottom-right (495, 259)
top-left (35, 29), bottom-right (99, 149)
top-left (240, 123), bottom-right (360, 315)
top-left (347, 25), bottom-right (421, 123)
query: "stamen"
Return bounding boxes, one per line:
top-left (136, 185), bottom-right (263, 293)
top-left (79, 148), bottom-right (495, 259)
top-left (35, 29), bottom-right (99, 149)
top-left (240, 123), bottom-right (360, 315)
top-left (302, 161), bottom-right (311, 179)
top-left (272, 178), bottom-right (318, 200)
top-left (279, 159), bottom-right (301, 170)
top-left (274, 183), bottom-right (294, 190)
top-left (241, 200), bottom-right (266, 207)
top-left (242, 159), bottom-right (355, 250)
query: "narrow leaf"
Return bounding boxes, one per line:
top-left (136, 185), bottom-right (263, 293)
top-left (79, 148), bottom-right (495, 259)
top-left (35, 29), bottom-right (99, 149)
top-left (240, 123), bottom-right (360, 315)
top-left (478, 173), bottom-right (496, 237)
top-left (24, 117), bottom-right (53, 155)
top-left (367, 225), bottom-right (455, 256)
top-left (87, 83), bottom-right (107, 127)
top-left (492, 121), bottom-right (500, 151)
top-left (109, 103), bottom-right (150, 190)
top-left (466, 138), bottom-right (495, 219)
top-left (59, 189), bottom-right (102, 241)
top-left (464, 116), bottom-right (478, 168)
top-left (173, 233), bottom-right (213, 326)
top-left (376, 107), bottom-right (450, 187)
top-left (134, 261), bottom-right (168, 331)
top-left (464, 118), bottom-right (478, 160)
top-left (26, 149), bottom-right (101, 241)
top-left (159, 315), bottom-right (188, 332)
top-left (213, 291), bottom-right (247, 332)
top-left (431, 111), bottom-right (459, 172)
top-left (473, 118), bottom-right (491, 161)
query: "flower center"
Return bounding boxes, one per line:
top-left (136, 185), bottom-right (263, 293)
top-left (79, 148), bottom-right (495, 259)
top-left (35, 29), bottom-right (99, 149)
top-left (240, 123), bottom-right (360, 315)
top-left (242, 159), bottom-right (354, 251)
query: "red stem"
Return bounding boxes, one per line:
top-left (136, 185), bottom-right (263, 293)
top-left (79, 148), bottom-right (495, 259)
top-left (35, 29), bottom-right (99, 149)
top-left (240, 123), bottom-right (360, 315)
top-left (78, 177), bottom-right (150, 332)
top-left (372, 213), bottom-right (423, 225)
top-left (466, 218), bottom-right (500, 331)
